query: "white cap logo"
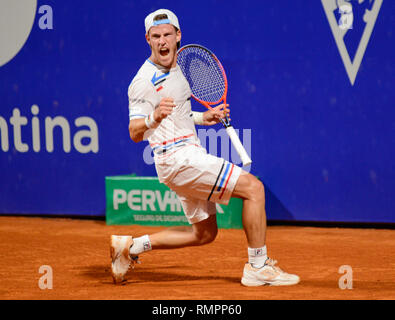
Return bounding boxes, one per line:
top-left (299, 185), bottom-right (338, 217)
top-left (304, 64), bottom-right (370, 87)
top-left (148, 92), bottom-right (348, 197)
top-left (0, 0), bottom-right (37, 67)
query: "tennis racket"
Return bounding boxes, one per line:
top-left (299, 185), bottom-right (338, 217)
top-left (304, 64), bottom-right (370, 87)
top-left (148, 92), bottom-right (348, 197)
top-left (177, 44), bottom-right (252, 167)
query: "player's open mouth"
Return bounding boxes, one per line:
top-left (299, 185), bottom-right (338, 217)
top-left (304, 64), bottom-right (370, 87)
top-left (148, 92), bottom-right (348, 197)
top-left (159, 48), bottom-right (170, 56)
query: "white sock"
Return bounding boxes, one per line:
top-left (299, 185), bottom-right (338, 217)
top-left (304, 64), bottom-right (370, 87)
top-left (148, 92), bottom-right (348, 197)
top-left (248, 246), bottom-right (268, 269)
top-left (129, 235), bottom-right (152, 255)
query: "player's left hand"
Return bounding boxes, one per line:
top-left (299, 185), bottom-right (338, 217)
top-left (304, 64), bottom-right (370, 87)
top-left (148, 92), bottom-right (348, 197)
top-left (203, 104), bottom-right (230, 125)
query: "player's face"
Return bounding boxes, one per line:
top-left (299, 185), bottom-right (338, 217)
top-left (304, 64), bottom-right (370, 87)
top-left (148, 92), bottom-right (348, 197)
top-left (146, 24), bottom-right (181, 69)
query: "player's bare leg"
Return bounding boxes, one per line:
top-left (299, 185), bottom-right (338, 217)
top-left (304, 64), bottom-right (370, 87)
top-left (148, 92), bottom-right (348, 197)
top-left (232, 171), bottom-right (299, 286)
top-left (232, 171), bottom-right (267, 248)
top-left (110, 215), bottom-right (218, 283)
top-left (148, 215), bottom-right (218, 249)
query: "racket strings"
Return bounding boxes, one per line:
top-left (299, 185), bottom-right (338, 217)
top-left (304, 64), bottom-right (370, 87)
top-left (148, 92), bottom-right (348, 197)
top-left (177, 47), bottom-right (226, 104)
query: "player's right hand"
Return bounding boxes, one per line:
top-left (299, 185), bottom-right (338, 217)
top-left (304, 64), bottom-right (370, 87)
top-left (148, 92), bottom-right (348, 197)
top-left (154, 97), bottom-right (176, 122)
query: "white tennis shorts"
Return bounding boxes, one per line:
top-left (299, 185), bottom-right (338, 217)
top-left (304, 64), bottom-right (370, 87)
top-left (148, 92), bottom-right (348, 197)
top-left (154, 144), bottom-right (243, 224)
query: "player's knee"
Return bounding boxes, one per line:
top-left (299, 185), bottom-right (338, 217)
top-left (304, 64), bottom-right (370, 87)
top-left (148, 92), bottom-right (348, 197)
top-left (202, 228), bottom-right (217, 245)
top-left (249, 176), bottom-right (265, 203)
top-left (194, 227), bottom-right (217, 245)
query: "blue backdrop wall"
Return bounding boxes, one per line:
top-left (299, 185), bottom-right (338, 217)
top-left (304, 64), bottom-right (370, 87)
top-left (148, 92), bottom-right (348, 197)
top-left (0, 0), bottom-right (394, 223)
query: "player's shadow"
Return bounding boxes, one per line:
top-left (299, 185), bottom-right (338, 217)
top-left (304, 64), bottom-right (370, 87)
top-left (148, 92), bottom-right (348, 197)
top-left (82, 265), bottom-right (240, 285)
top-left (264, 184), bottom-right (294, 221)
top-left (133, 268), bottom-right (240, 284)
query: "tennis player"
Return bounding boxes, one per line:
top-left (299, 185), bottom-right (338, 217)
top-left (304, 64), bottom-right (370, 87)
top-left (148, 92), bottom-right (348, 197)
top-left (111, 9), bottom-right (299, 287)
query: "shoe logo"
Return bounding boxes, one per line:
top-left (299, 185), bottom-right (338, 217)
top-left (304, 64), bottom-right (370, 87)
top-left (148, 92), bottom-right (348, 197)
top-left (259, 268), bottom-right (278, 280)
top-left (0, 0), bottom-right (37, 67)
top-left (321, 0), bottom-right (383, 85)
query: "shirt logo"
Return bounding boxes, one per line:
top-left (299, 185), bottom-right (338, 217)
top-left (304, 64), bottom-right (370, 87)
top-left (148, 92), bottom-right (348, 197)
top-left (151, 72), bottom-right (169, 86)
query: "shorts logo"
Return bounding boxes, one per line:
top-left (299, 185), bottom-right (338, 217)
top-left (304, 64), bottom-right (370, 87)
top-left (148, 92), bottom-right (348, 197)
top-left (0, 0), bottom-right (37, 67)
top-left (321, 0), bottom-right (383, 85)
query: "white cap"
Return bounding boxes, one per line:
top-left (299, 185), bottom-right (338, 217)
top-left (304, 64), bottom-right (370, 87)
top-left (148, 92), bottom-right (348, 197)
top-left (144, 9), bottom-right (180, 34)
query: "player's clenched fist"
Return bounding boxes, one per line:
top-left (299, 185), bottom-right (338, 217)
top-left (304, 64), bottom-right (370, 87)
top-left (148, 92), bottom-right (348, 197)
top-left (153, 97), bottom-right (176, 122)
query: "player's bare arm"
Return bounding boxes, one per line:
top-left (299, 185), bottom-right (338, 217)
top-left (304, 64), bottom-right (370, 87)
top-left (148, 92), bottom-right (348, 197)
top-left (129, 97), bottom-right (176, 143)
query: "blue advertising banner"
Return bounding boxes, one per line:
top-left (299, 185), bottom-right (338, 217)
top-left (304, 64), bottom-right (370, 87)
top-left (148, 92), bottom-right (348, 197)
top-left (0, 1), bottom-right (394, 222)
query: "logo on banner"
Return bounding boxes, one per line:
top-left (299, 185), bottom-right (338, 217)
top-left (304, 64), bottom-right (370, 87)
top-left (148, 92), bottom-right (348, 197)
top-left (0, 0), bottom-right (37, 67)
top-left (112, 188), bottom-right (226, 215)
top-left (0, 1), bottom-right (53, 67)
top-left (321, 0), bottom-right (383, 85)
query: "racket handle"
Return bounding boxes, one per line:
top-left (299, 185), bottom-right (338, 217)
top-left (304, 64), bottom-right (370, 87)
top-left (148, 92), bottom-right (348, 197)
top-left (226, 126), bottom-right (252, 167)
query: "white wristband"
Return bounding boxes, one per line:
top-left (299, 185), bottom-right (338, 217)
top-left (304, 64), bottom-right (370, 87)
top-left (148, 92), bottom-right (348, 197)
top-left (145, 111), bottom-right (159, 129)
top-left (192, 111), bottom-right (204, 125)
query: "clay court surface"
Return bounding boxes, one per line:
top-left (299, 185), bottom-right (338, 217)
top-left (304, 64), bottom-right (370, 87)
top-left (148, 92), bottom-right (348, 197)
top-left (0, 216), bottom-right (394, 300)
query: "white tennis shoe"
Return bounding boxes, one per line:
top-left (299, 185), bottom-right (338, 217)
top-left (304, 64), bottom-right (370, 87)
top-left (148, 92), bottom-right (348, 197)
top-left (110, 235), bottom-right (139, 284)
top-left (241, 258), bottom-right (300, 286)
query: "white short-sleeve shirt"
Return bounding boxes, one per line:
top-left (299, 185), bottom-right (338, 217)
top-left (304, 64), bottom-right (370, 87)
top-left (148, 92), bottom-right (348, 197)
top-left (128, 59), bottom-right (202, 157)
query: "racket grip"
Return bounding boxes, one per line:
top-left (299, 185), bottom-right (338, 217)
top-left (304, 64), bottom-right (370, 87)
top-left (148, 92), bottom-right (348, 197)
top-left (226, 126), bottom-right (252, 166)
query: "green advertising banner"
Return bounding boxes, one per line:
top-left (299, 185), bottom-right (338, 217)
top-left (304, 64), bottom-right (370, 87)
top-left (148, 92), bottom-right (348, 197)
top-left (105, 175), bottom-right (243, 229)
